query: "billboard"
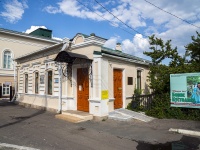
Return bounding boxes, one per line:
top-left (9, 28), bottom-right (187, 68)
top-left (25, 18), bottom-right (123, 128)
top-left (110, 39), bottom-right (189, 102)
top-left (170, 73), bottom-right (200, 108)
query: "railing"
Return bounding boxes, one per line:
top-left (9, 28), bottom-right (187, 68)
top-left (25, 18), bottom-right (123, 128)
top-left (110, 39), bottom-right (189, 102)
top-left (131, 94), bottom-right (155, 110)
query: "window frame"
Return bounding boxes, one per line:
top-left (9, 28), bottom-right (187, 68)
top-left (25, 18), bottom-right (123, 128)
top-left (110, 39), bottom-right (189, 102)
top-left (35, 72), bottom-right (39, 94)
top-left (137, 70), bottom-right (141, 90)
top-left (2, 83), bottom-right (10, 95)
top-left (25, 74), bottom-right (28, 93)
top-left (47, 70), bottom-right (53, 95)
top-left (3, 50), bottom-right (12, 69)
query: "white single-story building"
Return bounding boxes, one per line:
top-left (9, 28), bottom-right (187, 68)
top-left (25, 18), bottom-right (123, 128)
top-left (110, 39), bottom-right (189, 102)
top-left (15, 33), bottom-right (151, 117)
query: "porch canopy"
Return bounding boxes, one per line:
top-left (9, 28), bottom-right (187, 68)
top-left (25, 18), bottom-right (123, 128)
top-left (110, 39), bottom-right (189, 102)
top-left (54, 51), bottom-right (93, 86)
top-left (54, 51), bottom-right (92, 64)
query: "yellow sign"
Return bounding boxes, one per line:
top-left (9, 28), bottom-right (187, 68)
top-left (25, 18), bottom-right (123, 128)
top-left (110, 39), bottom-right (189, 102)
top-left (101, 90), bottom-right (109, 100)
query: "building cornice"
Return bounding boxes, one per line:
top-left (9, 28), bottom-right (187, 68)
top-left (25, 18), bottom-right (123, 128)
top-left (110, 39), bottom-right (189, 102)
top-left (70, 40), bottom-right (104, 50)
top-left (0, 28), bottom-right (61, 44)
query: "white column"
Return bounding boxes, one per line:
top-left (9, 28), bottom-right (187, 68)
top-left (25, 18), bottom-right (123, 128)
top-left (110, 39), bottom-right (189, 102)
top-left (58, 63), bottom-right (62, 113)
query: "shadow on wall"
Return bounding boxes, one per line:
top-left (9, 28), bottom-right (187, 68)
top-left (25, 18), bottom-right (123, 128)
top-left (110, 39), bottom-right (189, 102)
top-left (143, 83), bottom-right (150, 94)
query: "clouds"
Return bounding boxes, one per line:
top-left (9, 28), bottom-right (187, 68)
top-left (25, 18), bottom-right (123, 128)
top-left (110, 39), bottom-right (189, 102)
top-left (43, 0), bottom-right (200, 30)
top-left (25, 26), bottom-right (63, 41)
top-left (104, 34), bottom-right (149, 58)
top-left (0, 0), bottom-right (28, 23)
top-left (25, 26), bottom-right (47, 34)
top-left (1, 0), bottom-right (200, 61)
top-left (43, 0), bottom-right (103, 21)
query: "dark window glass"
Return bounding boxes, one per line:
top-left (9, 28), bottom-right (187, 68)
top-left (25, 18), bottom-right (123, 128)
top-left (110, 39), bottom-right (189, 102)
top-left (35, 72), bottom-right (39, 93)
top-left (137, 70), bottom-right (141, 89)
top-left (48, 71), bottom-right (52, 95)
top-left (25, 74), bottom-right (28, 93)
top-left (127, 77), bottom-right (133, 85)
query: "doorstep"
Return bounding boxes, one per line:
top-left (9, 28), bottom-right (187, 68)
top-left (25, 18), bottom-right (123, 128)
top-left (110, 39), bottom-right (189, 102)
top-left (55, 110), bottom-right (93, 123)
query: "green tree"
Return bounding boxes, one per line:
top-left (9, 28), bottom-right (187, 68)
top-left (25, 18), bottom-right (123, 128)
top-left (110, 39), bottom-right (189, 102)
top-left (185, 32), bottom-right (200, 71)
top-left (186, 32), bottom-right (200, 63)
top-left (142, 34), bottom-right (200, 120)
top-left (143, 35), bottom-right (187, 94)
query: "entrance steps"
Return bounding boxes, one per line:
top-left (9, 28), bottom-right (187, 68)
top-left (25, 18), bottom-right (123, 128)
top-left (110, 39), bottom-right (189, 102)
top-left (55, 110), bottom-right (93, 123)
top-left (109, 108), bottom-right (154, 122)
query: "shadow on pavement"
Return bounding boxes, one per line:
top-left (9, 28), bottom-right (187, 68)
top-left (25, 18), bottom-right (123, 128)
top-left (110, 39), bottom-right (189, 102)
top-left (0, 99), bottom-right (46, 129)
top-left (0, 99), bottom-right (17, 107)
top-left (136, 135), bottom-right (200, 150)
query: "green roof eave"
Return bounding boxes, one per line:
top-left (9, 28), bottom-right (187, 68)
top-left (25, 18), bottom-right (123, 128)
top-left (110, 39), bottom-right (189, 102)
top-left (101, 46), bottom-right (152, 64)
top-left (93, 51), bottom-right (102, 55)
top-left (0, 28), bottom-right (61, 43)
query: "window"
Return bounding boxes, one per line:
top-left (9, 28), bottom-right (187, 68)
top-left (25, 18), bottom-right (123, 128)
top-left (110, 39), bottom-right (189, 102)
top-left (3, 51), bottom-right (12, 69)
top-left (47, 71), bottom-right (52, 95)
top-left (2, 83), bottom-right (10, 95)
top-left (127, 77), bottom-right (133, 85)
top-left (35, 72), bottom-right (39, 94)
top-left (25, 74), bottom-right (28, 93)
top-left (137, 70), bottom-right (141, 89)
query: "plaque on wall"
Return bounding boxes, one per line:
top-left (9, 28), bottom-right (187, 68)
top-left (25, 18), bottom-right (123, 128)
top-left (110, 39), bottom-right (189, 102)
top-left (54, 78), bottom-right (59, 83)
top-left (40, 75), bottom-right (44, 84)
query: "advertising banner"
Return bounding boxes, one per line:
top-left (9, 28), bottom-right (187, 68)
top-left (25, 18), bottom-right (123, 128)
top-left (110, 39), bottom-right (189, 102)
top-left (170, 73), bottom-right (200, 108)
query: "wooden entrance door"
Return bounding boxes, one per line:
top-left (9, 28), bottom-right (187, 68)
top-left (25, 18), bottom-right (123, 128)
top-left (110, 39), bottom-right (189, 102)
top-left (77, 68), bottom-right (89, 112)
top-left (114, 69), bottom-right (123, 109)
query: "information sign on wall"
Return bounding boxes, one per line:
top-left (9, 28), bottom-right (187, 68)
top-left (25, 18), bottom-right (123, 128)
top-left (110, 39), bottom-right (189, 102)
top-left (101, 90), bottom-right (109, 100)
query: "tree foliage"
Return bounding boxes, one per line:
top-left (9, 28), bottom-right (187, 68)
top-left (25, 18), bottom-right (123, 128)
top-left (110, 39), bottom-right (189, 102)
top-left (142, 33), bottom-right (200, 120)
top-left (186, 32), bottom-right (200, 62)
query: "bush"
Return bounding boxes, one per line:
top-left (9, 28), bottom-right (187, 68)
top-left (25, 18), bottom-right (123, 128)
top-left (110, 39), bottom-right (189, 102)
top-left (145, 93), bottom-right (200, 121)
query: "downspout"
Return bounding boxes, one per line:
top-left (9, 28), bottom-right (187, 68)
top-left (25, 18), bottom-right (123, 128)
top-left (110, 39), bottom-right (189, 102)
top-left (11, 60), bottom-right (17, 102)
top-left (58, 63), bottom-right (62, 114)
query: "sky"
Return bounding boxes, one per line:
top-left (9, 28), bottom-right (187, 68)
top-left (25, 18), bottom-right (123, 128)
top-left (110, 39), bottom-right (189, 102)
top-left (0, 0), bottom-right (200, 63)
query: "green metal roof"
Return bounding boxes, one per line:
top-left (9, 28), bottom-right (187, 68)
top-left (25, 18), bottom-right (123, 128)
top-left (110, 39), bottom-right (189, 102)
top-left (99, 46), bottom-right (151, 64)
top-left (0, 28), bottom-right (60, 42)
top-left (29, 28), bottom-right (52, 38)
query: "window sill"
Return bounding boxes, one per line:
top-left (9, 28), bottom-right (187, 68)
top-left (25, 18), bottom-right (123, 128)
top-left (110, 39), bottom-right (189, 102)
top-left (0, 68), bottom-right (14, 71)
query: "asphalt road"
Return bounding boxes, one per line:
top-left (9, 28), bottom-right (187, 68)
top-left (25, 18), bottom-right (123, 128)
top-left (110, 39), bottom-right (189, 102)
top-left (0, 99), bottom-right (200, 150)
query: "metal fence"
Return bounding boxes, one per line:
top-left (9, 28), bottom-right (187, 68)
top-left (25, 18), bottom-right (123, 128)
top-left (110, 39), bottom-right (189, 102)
top-left (131, 94), bottom-right (155, 110)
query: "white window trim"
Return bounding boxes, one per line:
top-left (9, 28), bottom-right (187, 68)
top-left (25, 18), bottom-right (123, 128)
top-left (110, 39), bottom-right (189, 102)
top-left (24, 73), bottom-right (28, 93)
top-left (2, 83), bottom-right (10, 96)
top-left (1, 49), bottom-right (14, 69)
top-left (34, 71), bottom-right (39, 94)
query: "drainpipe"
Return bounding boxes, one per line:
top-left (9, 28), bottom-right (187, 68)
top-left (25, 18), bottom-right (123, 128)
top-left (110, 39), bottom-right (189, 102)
top-left (58, 63), bottom-right (62, 114)
top-left (11, 60), bottom-right (17, 102)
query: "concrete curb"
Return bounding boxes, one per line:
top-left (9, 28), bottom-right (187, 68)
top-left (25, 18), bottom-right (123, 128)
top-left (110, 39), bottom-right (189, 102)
top-left (169, 128), bottom-right (200, 137)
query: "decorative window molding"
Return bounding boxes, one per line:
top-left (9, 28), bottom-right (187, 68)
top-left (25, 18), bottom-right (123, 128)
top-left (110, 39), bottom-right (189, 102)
top-left (137, 67), bottom-right (144, 71)
top-left (47, 70), bottom-right (53, 95)
top-left (35, 72), bottom-right (39, 94)
top-left (25, 74), bottom-right (28, 93)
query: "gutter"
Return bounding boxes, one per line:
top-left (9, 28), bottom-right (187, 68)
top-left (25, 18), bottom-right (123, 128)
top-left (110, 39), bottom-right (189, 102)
top-left (101, 53), bottom-right (150, 65)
